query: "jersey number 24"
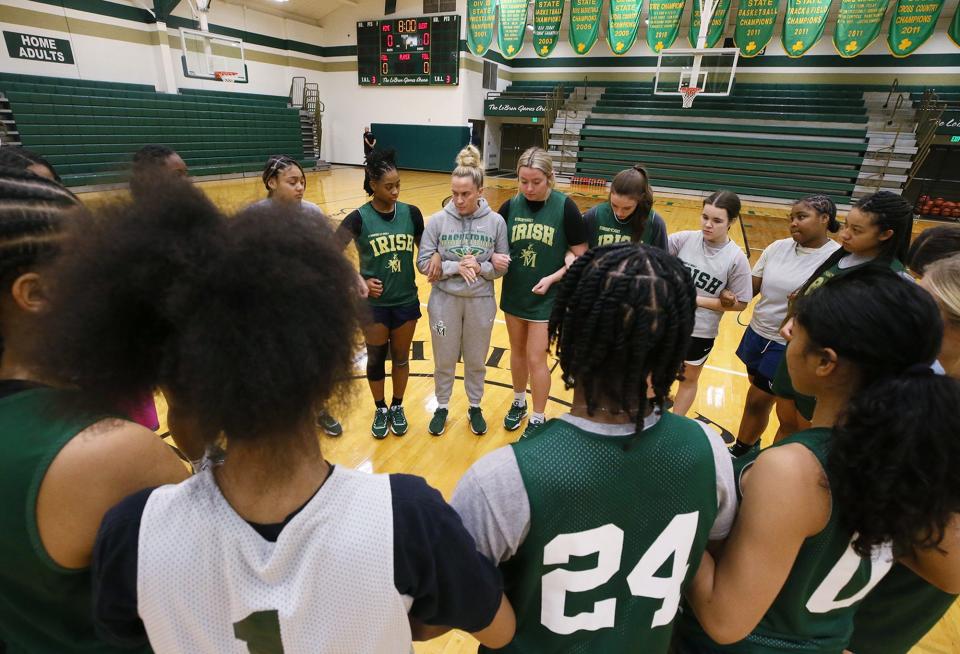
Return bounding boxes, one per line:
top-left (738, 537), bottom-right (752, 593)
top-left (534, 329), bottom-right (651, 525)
top-left (541, 512), bottom-right (699, 635)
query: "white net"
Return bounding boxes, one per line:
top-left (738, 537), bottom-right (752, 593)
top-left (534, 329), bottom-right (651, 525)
top-left (215, 71), bottom-right (239, 83)
top-left (680, 86), bottom-right (700, 109)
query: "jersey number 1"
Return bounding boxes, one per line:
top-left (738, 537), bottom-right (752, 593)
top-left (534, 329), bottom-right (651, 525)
top-left (540, 512), bottom-right (699, 635)
top-left (234, 610), bottom-right (285, 653)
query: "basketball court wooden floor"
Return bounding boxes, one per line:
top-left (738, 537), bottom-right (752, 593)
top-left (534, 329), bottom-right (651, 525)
top-left (80, 167), bottom-right (958, 654)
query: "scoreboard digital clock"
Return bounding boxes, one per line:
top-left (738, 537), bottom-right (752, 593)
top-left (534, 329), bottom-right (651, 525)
top-left (356, 14), bottom-right (460, 86)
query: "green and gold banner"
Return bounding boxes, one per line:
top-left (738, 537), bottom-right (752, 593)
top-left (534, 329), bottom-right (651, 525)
top-left (781, 0), bottom-right (833, 57)
top-left (608, 0), bottom-right (644, 54)
top-left (497, 0), bottom-right (528, 58)
top-left (647, 0), bottom-right (686, 52)
top-left (533, 0), bottom-right (565, 57)
top-left (734, 0), bottom-right (779, 57)
top-left (950, 2), bottom-right (960, 48)
top-left (888, 0), bottom-right (944, 56)
top-left (569, 0), bottom-right (604, 54)
top-left (834, 0), bottom-right (888, 57)
top-left (466, 0), bottom-right (496, 55)
top-left (688, 0), bottom-right (731, 47)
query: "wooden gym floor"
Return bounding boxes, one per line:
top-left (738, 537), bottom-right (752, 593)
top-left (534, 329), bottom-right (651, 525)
top-left (79, 167), bottom-right (957, 654)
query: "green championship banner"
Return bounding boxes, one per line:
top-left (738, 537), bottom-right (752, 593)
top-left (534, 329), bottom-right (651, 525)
top-left (466, 0), bottom-right (496, 55)
top-left (734, 0), bottom-right (779, 57)
top-left (608, 0), bottom-right (644, 54)
top-left (647, 0), bottom-right (686, 52)
top-left (951, 2), bottom-right (960, 47)
top-left (497, 0), bottom-right (528, 58)
top-left (834, 0), bottom-right (888, 57)
top-left (781, 0), bottom-right (833, 57)
top-left (569, 0), bottom-right (604, 54)
top-left (688, 0), bottom-right (732, 47)
top-left (888, 0), bottom-right (944, 56)
top-left (533, 0), bottom-right (565, 57)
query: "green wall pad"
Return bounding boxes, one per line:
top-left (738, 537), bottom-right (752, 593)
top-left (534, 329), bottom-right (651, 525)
top-left (371, 123), bottom-right (469, 173)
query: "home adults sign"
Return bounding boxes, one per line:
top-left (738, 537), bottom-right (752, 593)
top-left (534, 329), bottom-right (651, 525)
top-left (4, 31), bottom-right (75, 64)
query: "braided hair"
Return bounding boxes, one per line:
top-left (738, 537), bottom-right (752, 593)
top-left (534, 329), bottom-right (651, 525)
top-left (796, 190), bottom-right (914, 298)
top-left (0, 166), bottom-right (80, 290)
top-left (792, 267), bottom-right (960, 557)
top-left (363, 148), bottom-right (398, 196)
top-left (548, 243), bottom-right (697, 435)
top-left (261, 154), bottom-right (305, 194)
top-left (795, 194), bottom-right (840, 232)
top-left (0, 147), bottom-right (60, 182)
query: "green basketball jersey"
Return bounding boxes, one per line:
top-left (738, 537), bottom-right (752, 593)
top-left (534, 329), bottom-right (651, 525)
top-left (678, 427), bottom-right (894, 653)
top-left (500, 191), bottom-right (569, 321)
top-left (772, 257), bottom-right (907, 420)
top-left (482, 413), bottom-right (718, 653)
top-left (0, 388), bottom-right (148, 654)
top-left (589, 202), bottom-right (654, 248)
top-left (848, 563), bottom-right (957, 654)
top-left (357, 201), bottom-right (418, 308)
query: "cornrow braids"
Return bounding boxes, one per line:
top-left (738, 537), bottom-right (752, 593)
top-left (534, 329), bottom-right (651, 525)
top-left (0, 166), bottom-right (80, 287)
top-left (0, 147), bottom-right (60, 182)
top-left (261, 154), bottom-right (305, 192)
top-left (363, 148), bottom-right (398, 195)
top-left (548, 243), bottom-right (697, 436)
top-left (797, 194), bottom-right (840, 233)
top-left (854, 190), bottom-right (914, 263)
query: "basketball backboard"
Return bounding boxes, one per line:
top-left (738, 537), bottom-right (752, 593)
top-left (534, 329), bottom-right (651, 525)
top-left (180, 28), bottom-right (248, 82)
top-left (654, 47), bottom-right (739, 97)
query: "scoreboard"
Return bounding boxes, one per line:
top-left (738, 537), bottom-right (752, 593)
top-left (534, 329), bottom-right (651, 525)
top-left (357, 14), bottom-right (460, 86)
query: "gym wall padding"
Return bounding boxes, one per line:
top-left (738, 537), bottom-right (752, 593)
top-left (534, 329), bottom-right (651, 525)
top-left (371, 124), bottom-right (470, 172)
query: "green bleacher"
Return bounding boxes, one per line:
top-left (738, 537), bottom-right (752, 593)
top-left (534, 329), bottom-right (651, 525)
top-left (575, 81), bottom-right (870, 204)
top-left (0, 73), bottom-right (311, 187)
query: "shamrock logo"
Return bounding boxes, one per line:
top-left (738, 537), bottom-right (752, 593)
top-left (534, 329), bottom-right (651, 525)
top-left (577, 42), bottom-right (586, 52)
top-left (507, 44), bottom-right (515, 54)
top-left (792, 39), bottom-right (804, 52)
top-left (477, 44), bottom-right (485, 54)
top-left (615, 41), bottom-right (625, 52)
top-left (845, 40), bottom-right (858, 52)
top-left (655, 40), bottom-right (664, 51)
top-left (541, 45), bottom-right (549, 54)
top-left (746, 40), bottom-right (757, 52)
top-left (898, 38), bottom-right (912, 51)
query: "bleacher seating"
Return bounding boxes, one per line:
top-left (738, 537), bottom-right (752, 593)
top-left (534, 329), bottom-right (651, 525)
top-left (0, 73), bottom-right (311, 187)
top-left (575, 81), bottom-right (870, 205)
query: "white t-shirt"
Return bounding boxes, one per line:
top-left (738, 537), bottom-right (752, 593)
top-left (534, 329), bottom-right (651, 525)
top-left (751, 237), bottom-right (841, 342)
top-left (669, 231), bottom-right (753, 339)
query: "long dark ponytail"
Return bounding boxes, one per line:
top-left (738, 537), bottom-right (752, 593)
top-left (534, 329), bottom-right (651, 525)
top-left (792, 267), bottom-right (960, 557)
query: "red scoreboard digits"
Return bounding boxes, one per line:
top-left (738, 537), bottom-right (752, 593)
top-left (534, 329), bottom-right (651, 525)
top-left (356, 15), bottom-right (460, 86)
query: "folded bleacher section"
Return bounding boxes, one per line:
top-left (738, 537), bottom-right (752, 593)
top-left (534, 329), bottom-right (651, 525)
top-left (0, 73), bottom-right (312, 188)
top-left (575, 82), bottom-right (869, 205)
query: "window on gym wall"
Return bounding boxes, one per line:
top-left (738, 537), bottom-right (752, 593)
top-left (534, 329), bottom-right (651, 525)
top-left (423, 0), bottom-right (456, 12)
top-left (483, 61), bottom-right (498, 90)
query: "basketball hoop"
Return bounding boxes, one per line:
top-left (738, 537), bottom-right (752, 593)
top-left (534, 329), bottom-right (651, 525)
top-left (680, 86), bottom-right (700, 109)
top-left (215, 71), bottom-right (239, 83)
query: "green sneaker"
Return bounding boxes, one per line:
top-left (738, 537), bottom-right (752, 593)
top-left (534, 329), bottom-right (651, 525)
top-left (317, 412), bottom-right (343, 437)
top-left (522, 417), bottom-right (546, 439)
top-left (468, 406), bottom-right (487, 435)
top-left (371, 407), bottom-right (389, 439)
top-left (389, 405), bottom-right (408, 436)
top-left (503, 401), bottom-right (527, 431)
top-left (428, 408), bottom-right (448, 436)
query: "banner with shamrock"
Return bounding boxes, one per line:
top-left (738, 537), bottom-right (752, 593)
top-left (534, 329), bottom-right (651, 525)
top-left (647, 0), bottom-right (686, 52)
top-left (608, 0), bottom-right (644, 54)
top-left (734, 0), bottom-right (779, 57)
top-left (688, 0), bottom-right (732, 47)
top-left (781, 0), bottom-right (832, 57)
top-left (888, 0), bottom-right (944, 56)
top-left (466, 0), bottom-right (496, 55)
top-left (569, 0), bottom-right (604, 54)
top-left (834, 0), bottom-right (888, 57)
top-left (497, 0), bottom-right (528, 58)
top-left (533, 0), bottom-right (565, 57)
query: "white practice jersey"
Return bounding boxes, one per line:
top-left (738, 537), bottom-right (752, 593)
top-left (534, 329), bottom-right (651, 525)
top-left (137, 467), bottom-right (411, 654)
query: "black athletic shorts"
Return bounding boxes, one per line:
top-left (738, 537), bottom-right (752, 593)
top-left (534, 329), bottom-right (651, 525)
top-left (684, 336), bottom-right (716, 366)
top-left (370, 301), bottom-right (421, 330)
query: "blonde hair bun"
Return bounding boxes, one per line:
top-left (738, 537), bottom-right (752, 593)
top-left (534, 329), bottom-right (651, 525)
top-left (455, 144), bottom-right (482, 169)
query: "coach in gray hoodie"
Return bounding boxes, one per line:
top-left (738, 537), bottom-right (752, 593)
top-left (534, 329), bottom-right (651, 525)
top-left (417, 146), bottom-right (510, 436)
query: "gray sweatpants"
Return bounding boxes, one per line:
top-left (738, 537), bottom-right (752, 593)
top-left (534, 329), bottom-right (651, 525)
top-left (427, 289), bottom-right (497, 406)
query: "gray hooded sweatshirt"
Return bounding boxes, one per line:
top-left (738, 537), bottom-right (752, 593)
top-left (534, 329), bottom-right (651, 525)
top-left (417, 197), bottom-right (510, 298)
